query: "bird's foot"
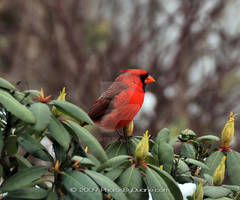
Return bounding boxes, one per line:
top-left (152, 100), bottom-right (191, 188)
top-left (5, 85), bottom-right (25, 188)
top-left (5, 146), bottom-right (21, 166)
top-left (116, 130), bottom-right (131, 155)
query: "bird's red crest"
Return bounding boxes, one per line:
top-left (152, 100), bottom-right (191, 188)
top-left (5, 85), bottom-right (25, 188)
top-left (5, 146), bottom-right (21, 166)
top-left (120, 69), bottom-right (147, 75)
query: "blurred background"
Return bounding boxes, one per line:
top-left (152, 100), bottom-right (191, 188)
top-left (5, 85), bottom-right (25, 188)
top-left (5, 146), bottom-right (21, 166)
top-left (0, 0), bottom-right (240, 150)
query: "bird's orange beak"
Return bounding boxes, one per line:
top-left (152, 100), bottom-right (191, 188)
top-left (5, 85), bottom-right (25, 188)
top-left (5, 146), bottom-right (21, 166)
top-left (144, 75), bottom-right (155, 84)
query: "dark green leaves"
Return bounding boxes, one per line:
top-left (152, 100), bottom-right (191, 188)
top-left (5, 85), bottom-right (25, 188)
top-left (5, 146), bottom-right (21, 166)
top-left (226, 150), bottom-right (240, 185)
top-left (155, 128), bottom-right (170, 143)
top-left (64, 120), bottom-right (107, 162)
top-left (117, 166), bottom-right (148, 200)
top-left (152, 128), bottom-right (174, 173)
top-left (97, 155), bottom-right (129, 171)
top-left (29, 103), bottom-right (51, 132)
top-left (17, 133), bottom-right (53, 162)
top-left (104, 167), bottom-right (125, 181)
top-left (46, 191), bottom-right (58, 200)
top-left (85, 170), bottom-right (127, 200)
top-left (0, 166), bottom-right (47, 192)
top-left (144, 168), bottom-right (175, 200)
top-left (50, 100), bottom-right (94, 125)
top-left (0, 129), bottom-right (3, 155)
top-left (0, 78), bottom-right (16, 90)
top-left (48, 116), bottom-right (71, 150)
top-left (15, 154), bottom-right (32, 168)
top-left (7, 187), bottom-right (48, 199)
top-left (181, 143), bottom-right (196, 159)
top-left (72, 156), bottom-right (95, 167)
top-left (0, 89), bottom-right (35, 123)
top-left (202, 151), bottom-right (224, 176)
top-left (105, 140), bottom-right (128, 158)
top-left (149, 165), bottom-right (183, 200)
top-left (185, 158), bottom-right (208, 169)
top-left (6, 135), bottom-right (18, 154)
top-left (24, 90), bottom-right (40, 97)
top-left (204, 186), bottom-right (231, 198)
top-left (62, 170), bottom-right (102, 200)
top-left (196, 135), bottom-right (220, 142)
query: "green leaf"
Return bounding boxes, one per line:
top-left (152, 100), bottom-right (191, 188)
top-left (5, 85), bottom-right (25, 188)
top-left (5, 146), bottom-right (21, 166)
top-left (46, 191), bottom-right (58, 200)
top-left (175, 159), bottom-right (192, 182)
top-left (24, 90), bottom-right (40, 97)
top-left (0, 78), bottom-right (15, 90)
top-left (145, 153), bottom-right (158, 166)
top-left (104, 167), bottom-right (125, 181)
top-left (97, 155), bottom-right (129, 171)
top-left (226, 150), bottom-right (240, 185)
top-left (64, 120), bottom-right (107, 162)
top-left (185, 158), bottom-right (208, 169)
top-left (50, 100), bottom-right (94, 125)
top-left (85, 170), bottom-right (127, 200)
top-left (6, 135), bottom-right (18, 155)
top-left (0, 166), bottom-right (47, 192)
top-left (13, 91), bottom-right (33, 105)
top-left (15, 154), bottom-right (32, 168)
top-left (117, 166), bottom-right (148, 200)
top-left (203, 173), bottom-right (213, 185)
top-left (180, 143), bottom-right (196, 159)
top-left (176, 159), bottom-right (191, 175)
top-left (48, 116), bottom-right (71, 150)
top-left (152, 142), bottom-right (174, 173)
top-left (202, 151), bottom-right (224, 176)
top-left (62, 170), bottom-right (102, 200)
top-left (128, 137), bottom-right (140, 156)
top-left (149, 165), bottom-right (183, 200)
top-left (195, 135), bottom-right (220, 142)
top-left (17, 133), bottom-right (53, 162)
top-left (155, 128), bottom-right (170, 143)
top-left (53, 143), bottom-right (67, 163)
top-left (0, 164), bottom-right (3, 178)
top-left (59, 195), bottom-right (72, 200)
top-left (204, 198), bottom-right (233, 200)
top-left (72, 156), bottom-right (95, 167)
top-left (203, 186), bottom-right (232, 198)
top-left (0, 129), bottom-right (3, 155)
top-left (222, 184), bottom-right (240, 192)
top-left (70, 139), bottom-right (87, 158)
top-left (105, 140), bottom-right (128, 158)
top-left (0, 89), bottom-right (35, 123)
top-left (7, 187), bottom-right (48, 199)
top-left (86, 153), bottom-right (100, 169)
top-left (29, 103), bottom-right (51, 132)
top-left (144, 168), bottom-right (175, 200)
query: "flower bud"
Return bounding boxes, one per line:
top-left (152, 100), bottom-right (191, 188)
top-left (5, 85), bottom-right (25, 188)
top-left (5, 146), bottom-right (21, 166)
top-left (123, 120), bottom-right (134, 137)
top-left (221, 112), bottom-right (235, 146)
top-left (135, 130), bottom-right (150, 161)
top-left (212, 156), bottom-right (226, 186)
top-left (52, 87), bottom-right (66, 116)
top-left (193, 180), bottom-right (203, 200)
top-left (57, 87), bottom-right (66, 101)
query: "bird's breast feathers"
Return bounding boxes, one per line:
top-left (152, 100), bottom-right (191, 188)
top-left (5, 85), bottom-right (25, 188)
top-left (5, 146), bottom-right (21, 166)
top-left (113, 88), bottom-right (144, 108)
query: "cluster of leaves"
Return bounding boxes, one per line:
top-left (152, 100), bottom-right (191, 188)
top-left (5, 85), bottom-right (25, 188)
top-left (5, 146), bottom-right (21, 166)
top-left (0, 77), bottom-right (239, 200)
top-left (176, 129), bottom-right (240, 200)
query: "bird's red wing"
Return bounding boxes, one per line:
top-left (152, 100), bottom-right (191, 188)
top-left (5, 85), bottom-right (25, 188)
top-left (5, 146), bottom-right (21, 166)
top-left (88, 82), bottom-right (127, 121)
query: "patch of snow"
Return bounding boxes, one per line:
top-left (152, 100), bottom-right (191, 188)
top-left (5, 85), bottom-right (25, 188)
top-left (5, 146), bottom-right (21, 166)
top-left (148, 183), bottom-right (196, 200)
top-left (148, 191), bottom-right (153, 200)
top-left (178, 183), bottom-right (197, 200)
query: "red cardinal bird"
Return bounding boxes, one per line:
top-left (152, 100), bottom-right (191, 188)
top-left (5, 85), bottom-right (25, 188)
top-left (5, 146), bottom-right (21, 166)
top-left (87, 69), bottom-right (155, 130)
